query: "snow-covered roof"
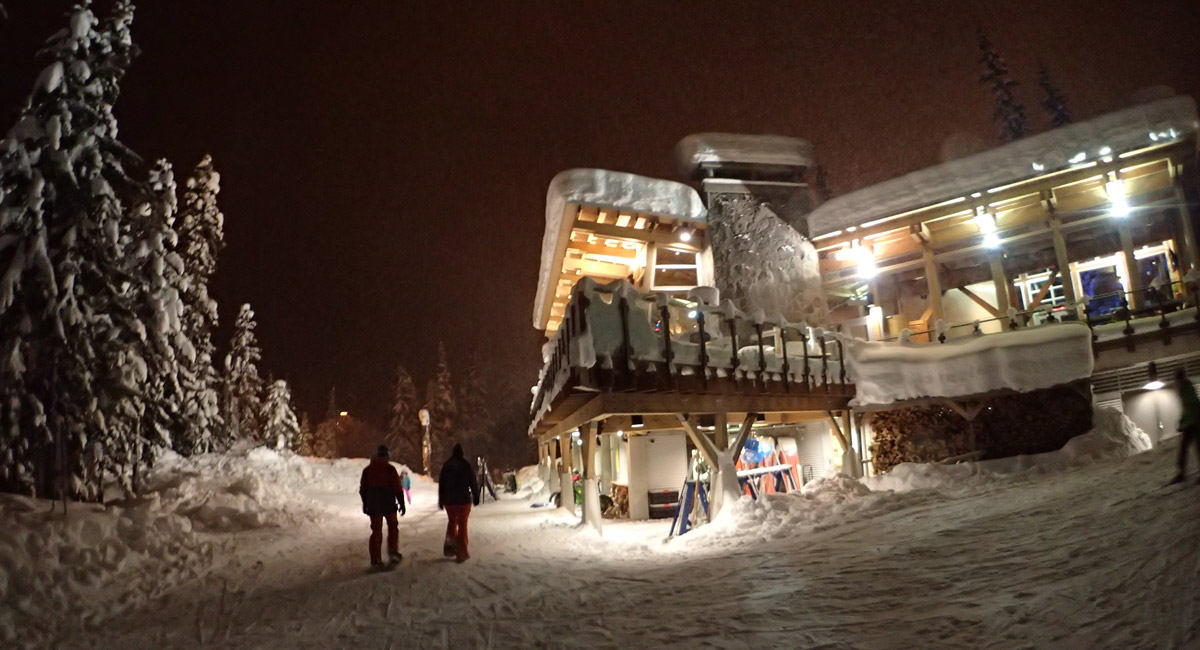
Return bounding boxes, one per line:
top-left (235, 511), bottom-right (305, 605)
top-left (676, 133), bottom-right (814, 177)
top-left (533, 169), bottom-right (707, 330)
top-left (809, 95), bottom-right (1200, 237)
top-left (843, 322), bottom-right (1094, 406)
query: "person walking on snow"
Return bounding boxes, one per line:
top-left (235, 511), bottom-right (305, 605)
top-left (360, 445), bottom-right (406, 568)
top-left (438, 443), bottom-right (479, 562)
top-left (1170, 368), bottom-right (1200, 484)
top-left (400, 470), bottom-right (413, 504)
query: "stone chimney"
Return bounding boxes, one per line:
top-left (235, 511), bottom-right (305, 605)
top-left (676, 133), bottom-right (829, 325)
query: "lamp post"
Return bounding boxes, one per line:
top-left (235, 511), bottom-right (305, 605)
top-left (419, 408), bottom-right (431, 475)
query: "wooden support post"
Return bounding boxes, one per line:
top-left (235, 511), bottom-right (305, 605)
top-left (714, 412), bottom-right (728, 451)
top-left (922, 243), bottom-right (944, 323)
top-left (1174, 172), bottom-right (1198, 275)
top-left (989, 253), bottom-right (1010, 317)
top-left (732, 413), bottom-right (758, 458)
top-left (599, 432), bottom-right (613, 495)
top-left (559, 433), bottom-right (576, 516)
top-left (1045, 193), bottom-right (1078, 307)
top-left (1119, 221), bottom-right (1143, 307)
top-left (582, 421), bottom-right (603, 532)
top-left (825, 411), bottom-right (849, 451)
top-left (676, 414), bottom-right (718, 467)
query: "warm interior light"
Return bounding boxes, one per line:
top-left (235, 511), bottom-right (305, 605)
top-left (339, 411), bottom-right (348, 417)
top-left (1106, 177), bottom-right (1129, 217)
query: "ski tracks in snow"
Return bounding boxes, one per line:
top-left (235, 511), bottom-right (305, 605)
top-left (47, 444), bottom-right (1200, 649)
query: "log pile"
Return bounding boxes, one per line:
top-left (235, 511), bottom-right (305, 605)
top-left (869, 385), bottom-right (1093, 474)
top-left (605, 483), bottom-right (629, 518)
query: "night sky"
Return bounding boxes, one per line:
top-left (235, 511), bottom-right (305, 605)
top-left (1, 1), bottom-right (1197, 420)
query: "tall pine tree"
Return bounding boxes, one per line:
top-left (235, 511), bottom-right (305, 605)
top-left (261, 379), bottom-right (302, 451)
top-left (127, 158), bottom-right (189, 465)
top-left (385, 365), bottom-right (422, 470)
top-left (424, 342), bottom-right (457, 470)
top-left (455, 350), bottom-right (492, 459)
top-left (224, 303), bottom-right (264, 442)
top-left (176, 154), bottom-right (225, 452)
top-left (977, 28), bottom-right (1030, 142)
top-left (1037, 61), bottom-right (1072, 128)
top-left (0, 1), bottom-right (151, 498)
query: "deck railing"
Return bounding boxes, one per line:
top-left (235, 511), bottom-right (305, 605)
top-left (870, 279), bottom-right (1198, 347)
top-left (530, 280), bottom-right (850, 424)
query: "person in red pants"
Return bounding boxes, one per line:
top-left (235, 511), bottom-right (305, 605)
top-left (438, 443), bottom-right (479, 562)
top-left (360, 445), bottom-right (406, 569)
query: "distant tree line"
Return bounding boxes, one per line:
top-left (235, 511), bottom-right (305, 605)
top-left (304, 343), bottom-right (536, 474)
top-left (0, 3), bottom-right (301, 501)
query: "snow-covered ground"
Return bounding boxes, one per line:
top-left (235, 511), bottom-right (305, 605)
top-left (5, 428), bottom-right (1199, 649)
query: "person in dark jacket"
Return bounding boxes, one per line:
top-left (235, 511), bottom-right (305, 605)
top-left (360, 445), bottom-right (406, 567)
top-left (438, 443), bottom-right (479, 562)
top-left (1170, 369), bottom-right (1200, 484)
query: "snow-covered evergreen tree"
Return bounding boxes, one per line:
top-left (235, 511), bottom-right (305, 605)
top-left (455, 351), bottom-right (492, 459)
top-left (977, 28), bottom-right (1030, 142)
top-left (0, 1), bottom-right (151, 498)
top-left (224, 303), bottom-right (264, 442)
top-left (1037, 61), bottom-right (1071, 128)
top-left (261, 379), bottom-right (301, 451)
top-left (126, 158), bottom-right (189, 465)
top-left (424, 342), bottom-right (457, 466)
top-left (385, 365), bottom-right (422, 470)
top-left (176, 154), bottom-right (225, 452)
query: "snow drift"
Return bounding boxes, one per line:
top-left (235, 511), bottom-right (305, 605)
top-left (0, 446), bottom-right (400, 646)
top-left (865, 407), bottom-right (1151, 492)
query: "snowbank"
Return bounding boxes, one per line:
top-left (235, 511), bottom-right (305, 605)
top-left (513, 464), bottom-right (545, 498)
top-left (534, 169), bottom-right (706, 329)
top-left (675, 133), bottom-right (814, 176)
top-left (809, 95), bottom-right (1199, 237)
top-left (843, 322), bottom-right (1093, 406)
top-left (865, 407), bottom-right (1151, 493)
top-left (0, 446), bottom-right (398, 646)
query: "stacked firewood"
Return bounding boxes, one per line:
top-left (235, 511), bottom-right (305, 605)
top-left (870, 386), bottom-right (1093, 474)
top-left (605, 484), bottom-right (630, 518)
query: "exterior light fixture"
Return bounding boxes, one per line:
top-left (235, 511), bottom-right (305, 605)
top-left (974, 209), bottom-right (1000, 248)
top-left (678, 227), bottom-right (694, 242)
top-left (1105, 175), bottom-right (1129, 217)
top-left (1068, 152), bottom-right (1087, 164)
top-left (1144, 362), bottom-right (1164, 390)
top-left (339, 411), bottom-right (349, 417)
top-left (631, 415), bottom-right (644, 429)
top-left (687, 310), bottom-right (699, 319)
top-left (852, 245), bottom-right (875, 279)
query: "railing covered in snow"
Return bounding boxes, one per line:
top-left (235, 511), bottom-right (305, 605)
top-left (530, 279), bottom-right (850, 431)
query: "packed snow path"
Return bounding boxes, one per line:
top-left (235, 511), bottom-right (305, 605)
top-left (35, 444), bottom-right (1200, 649)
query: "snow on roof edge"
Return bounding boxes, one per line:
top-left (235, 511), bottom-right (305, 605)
top-left (809, 95), bottom-right (1200, 238)
top-left (676, 133), bottom-right (814, 177)
top-left (532, 168), bottom-right (707, 330)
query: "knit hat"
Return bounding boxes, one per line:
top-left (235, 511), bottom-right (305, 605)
top-left (376, 445), bottom-right (390, 458)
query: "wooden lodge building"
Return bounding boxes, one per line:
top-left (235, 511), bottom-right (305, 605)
top-left (527, 96), bottom-right (1200, 530)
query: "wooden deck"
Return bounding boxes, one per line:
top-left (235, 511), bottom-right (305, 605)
top-left (531, 370), bottom-right (855, 440)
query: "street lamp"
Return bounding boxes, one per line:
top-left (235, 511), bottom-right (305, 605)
top-left (419, 408), bottom-right (431, 475)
